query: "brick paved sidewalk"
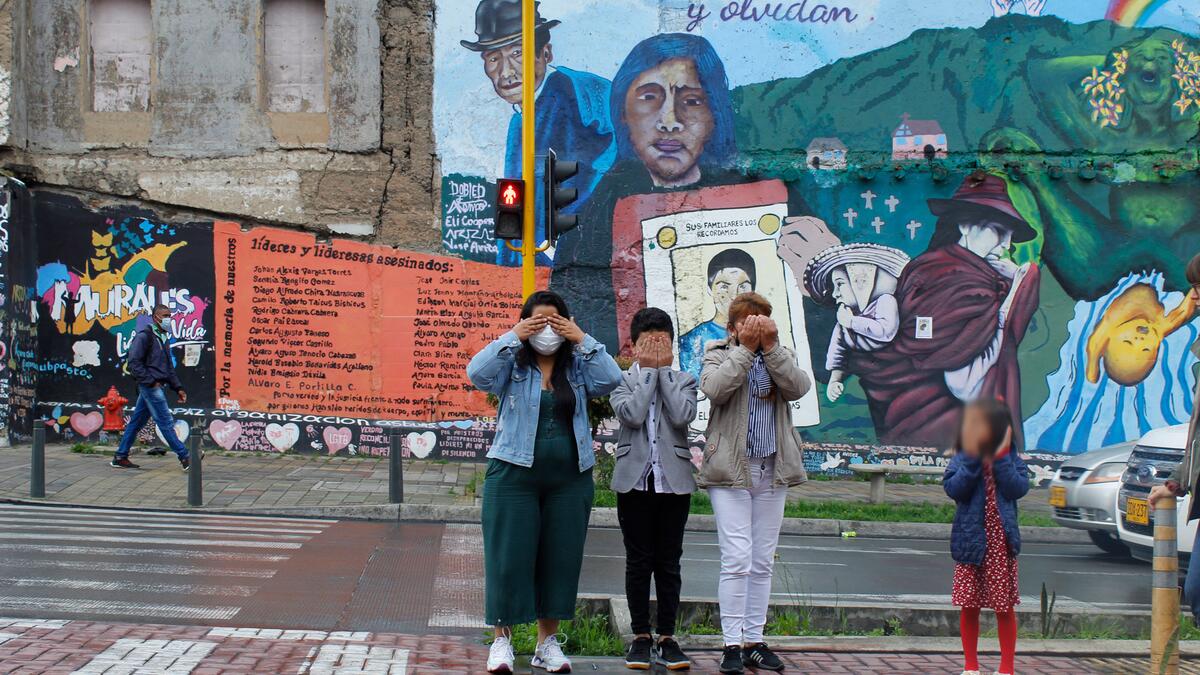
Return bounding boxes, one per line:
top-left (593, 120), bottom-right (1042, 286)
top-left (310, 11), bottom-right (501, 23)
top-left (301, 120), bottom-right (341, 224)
top-left (0, 443), bottom-right (1052, 517)
top-left (0, 617), bottom-right (1190, 674)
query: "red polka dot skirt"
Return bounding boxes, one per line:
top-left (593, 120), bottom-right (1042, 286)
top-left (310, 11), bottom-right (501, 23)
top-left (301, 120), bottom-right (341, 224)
top-left (952, 464), bottom-right (1020, 611)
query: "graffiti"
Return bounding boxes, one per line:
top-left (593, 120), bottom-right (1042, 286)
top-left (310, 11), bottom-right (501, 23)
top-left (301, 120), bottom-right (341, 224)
top-left (683, 1), bottom-right (861, 32)
top-left (441, 175), bottom-right (499, 262)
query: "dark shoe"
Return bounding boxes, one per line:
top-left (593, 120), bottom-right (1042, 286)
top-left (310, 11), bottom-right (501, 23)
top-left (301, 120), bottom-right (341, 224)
top-left (145, 447), bottom-right (167, 456)
top-left (742, 643), bottom-right (784, 672)
top-left (110, 457), bottom-right (140, 469)
top-left (657, 637), bottom-right (690, 670)
top-left (624, 637), bottom-right (652, 670)
top-left (719, 645), bottom-right (744, 674)
top-left (180, 458), bottom-right (190, 472)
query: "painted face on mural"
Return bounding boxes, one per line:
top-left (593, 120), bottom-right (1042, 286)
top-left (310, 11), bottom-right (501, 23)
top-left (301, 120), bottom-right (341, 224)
top-left (710, 267), bottom-right (753, 321)
top-left (1124, 39), bottom-right (1175, 108)
top-left (482, 42), bottom-right (552, 106)
top-left (829, 268), bottom-right (858, 311)
top-left (623, 57), bottom-right (714, 188)
top-left (956, 221), bottom-right (1013, 261)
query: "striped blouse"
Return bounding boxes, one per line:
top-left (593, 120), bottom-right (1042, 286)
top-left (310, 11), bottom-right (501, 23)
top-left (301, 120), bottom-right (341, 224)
top-left (746, 352), bottom-right (777, 458)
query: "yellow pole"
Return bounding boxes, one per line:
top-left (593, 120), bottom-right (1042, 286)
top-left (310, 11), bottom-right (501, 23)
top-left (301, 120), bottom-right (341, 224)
top-left (520, 0), bottom-right (536, 299)
top-left (1151, 495), bottom-right (1180, 674)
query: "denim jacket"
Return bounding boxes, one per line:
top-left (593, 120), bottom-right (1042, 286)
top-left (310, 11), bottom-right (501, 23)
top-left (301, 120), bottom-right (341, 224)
top-left (467, 331), bottom-right (622, 471)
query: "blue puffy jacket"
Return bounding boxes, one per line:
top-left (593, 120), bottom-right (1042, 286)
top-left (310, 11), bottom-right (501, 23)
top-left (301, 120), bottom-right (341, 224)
top-left (944, 450), bottom-right (1030, 565)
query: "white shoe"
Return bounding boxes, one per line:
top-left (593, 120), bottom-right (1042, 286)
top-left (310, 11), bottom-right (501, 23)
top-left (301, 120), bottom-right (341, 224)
top-left (487, 635), bottom-right (514, 674)
top-left (532, 634), bottom-right (572, 673)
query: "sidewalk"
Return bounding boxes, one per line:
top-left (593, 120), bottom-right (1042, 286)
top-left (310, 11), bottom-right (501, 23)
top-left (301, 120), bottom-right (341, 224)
top-left (0, 443), bottom-right (1052, 517)
top-left (0, 618), bottom-right (1192, 674)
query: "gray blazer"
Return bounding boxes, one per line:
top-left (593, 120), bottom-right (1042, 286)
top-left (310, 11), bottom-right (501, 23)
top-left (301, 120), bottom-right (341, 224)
top-left (610, 366), bottom-right (699, 494)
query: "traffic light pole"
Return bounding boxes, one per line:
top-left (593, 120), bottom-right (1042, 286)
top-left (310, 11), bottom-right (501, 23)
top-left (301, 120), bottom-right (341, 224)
top-left (520, 0), bottom-right (536, 299)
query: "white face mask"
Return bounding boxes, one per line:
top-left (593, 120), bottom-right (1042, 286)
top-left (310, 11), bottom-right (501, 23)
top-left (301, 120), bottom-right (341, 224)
top-left (528, 324), bottom-right (565, 355)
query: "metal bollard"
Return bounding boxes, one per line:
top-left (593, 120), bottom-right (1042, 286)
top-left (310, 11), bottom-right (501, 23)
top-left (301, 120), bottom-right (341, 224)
top-left (389, 432), bottom-right (404, 504)
top-left (1151, 495), bottom-right (1180, 674)
top-left (30, 426), bottom-right (45, 499)
top-left (187, 433), bottom-right (203, 507)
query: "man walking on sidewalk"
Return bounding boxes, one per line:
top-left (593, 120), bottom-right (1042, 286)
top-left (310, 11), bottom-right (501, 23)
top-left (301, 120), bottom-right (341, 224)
top-left (111, 305), bottom-right (191, 470)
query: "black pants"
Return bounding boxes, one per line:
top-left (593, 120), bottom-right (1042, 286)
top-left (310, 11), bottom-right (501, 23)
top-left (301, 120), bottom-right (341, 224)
top-left (616, 478), bottom-right (691, 636)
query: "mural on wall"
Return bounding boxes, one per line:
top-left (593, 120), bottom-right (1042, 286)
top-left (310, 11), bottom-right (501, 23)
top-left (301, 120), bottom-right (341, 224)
top-left (33, 193), bottom-right (216, 409)
top-left (433, 0), bottom-right (1200, 458)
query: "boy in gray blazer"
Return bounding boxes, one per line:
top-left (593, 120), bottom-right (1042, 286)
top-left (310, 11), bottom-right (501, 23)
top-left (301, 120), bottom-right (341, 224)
top-left (610, 307), bottom-right (699, 670)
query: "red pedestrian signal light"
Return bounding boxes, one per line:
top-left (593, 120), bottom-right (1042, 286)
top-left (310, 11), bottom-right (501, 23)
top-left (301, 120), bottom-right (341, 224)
top-left (494, 178), bottom-right (524, 240)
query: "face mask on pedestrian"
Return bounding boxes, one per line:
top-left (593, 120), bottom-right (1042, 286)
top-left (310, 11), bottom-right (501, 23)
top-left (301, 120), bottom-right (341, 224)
top-left (154, 315), bottom-right (169, 331)
top-left (528, 324), bottom-right (565, 355)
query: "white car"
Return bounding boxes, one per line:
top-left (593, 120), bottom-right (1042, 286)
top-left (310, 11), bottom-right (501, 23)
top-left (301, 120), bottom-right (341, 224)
top-left (1116, 423), bottom-right (1195, 563)
top-left (1048, 441), bottom-right (1134, 554)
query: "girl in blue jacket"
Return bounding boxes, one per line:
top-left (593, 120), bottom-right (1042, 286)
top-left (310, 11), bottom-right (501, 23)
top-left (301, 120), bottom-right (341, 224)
top-left (943, 399), bottom-right (1029, 675)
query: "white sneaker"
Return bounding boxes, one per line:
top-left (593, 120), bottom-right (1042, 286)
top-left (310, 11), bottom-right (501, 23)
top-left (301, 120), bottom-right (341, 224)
top-left (487, 635), bottom-right (514, 674)
top-left (532, 634), bottom-right (572, 673)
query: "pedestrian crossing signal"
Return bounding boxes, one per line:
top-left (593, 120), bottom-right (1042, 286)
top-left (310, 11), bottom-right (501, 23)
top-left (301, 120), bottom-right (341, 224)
top-left (494, 178), bottom-right (524, 240)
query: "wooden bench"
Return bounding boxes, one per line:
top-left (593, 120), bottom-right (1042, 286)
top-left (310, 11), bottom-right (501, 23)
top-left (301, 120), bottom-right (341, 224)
top-left (847, 464), bottom-right (945, 504)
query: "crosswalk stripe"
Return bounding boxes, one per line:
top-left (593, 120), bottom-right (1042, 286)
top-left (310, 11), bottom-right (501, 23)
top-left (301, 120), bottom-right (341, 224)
top-left (0, 522), bottom-right (316, 541)
top-left (71, 638), bottom-right (218, 674)
top-left (0, 597), bottom-right (240, 620)
top-left (0, 557), bottom-right (278, 578)
top-left (0, 532), bottom-right (302, 549)
top-left (0, 542), bottom-right (290, 562)
top-left (0, 515), bottom-right (326, 535)
top-left (428, 523), bottom-right (487, 629)
top-left (0, 577), bottom-right (259, 597)
top-left (0, 503), bottom-right (335, 525)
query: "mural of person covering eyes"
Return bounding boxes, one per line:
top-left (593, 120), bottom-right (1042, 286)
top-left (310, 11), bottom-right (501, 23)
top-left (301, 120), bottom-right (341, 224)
top-left (551, 33), bottom-right (835, 365)
top-left (460, 0), bottom-right (616, 267)
top-left (844, 173), bottom-right (1041, 450)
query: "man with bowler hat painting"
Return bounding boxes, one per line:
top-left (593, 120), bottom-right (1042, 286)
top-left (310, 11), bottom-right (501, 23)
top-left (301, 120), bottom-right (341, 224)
top-left (844, 172), bottom-right (1041, 450)
top-left (462, 0), bottom-right (616, 267)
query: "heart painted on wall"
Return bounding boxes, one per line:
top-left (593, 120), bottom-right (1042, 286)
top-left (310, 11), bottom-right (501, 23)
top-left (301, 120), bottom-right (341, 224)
top-left (69, 411), bottom-right (103, 438)
top-left (265, 422), bottom-right (300, 452)
top-left (155, 420), bottom-right (189, 446)
top-left (323, 426), bottom-right (353, 455)
top-left (406, 431), bottom-right (437, 459)
top-left (208, 420), bottom-right (243, 451)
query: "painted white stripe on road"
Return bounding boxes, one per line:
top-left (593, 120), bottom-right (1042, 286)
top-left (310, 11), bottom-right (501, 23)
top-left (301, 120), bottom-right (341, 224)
top-left (0, 504), bottom-right (335, 525)
top-left (0, 617), bottom-right (71, 629)
top-left (688, 541), bottom-right (938, 556)
top-left (0, 542), bottom-right (290, 562)
top-left (71, 638), bottom-right (218, 674)
top-left (299, 644), bottom-right (409, 674)
top-left (0, 556), bottom-right (278, 578)
top-left (587, 554), bottom-right (847, 566)
top-left (0, 632), bottom-right (18, 646)
top-left (428, 523), bottom-right (487, 629)
top-left (0, 577), bottom-right (259, 597)
top-left (0, 597), bottom-right (240, 620)
top-left (0, 515), bottom-right (326, 535)
top-left (206, 627), bottom-right (370, 641)
top-left (0, 522), bottom-right (315, 541)
top-left (0, 532), bottom-right (303, 550)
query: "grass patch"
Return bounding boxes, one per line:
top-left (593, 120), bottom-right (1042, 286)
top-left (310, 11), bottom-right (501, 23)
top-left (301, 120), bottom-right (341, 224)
top-left (71, 443), bottom-right (100, 454)
top-left (498, 611), bottom-right (624, 657)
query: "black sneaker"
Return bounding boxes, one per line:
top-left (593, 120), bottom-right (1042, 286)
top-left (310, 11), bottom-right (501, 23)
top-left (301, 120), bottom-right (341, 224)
top-left (110, 457), bottom-right (140, 469)
top-left (624, 636), bottom-right (652, 670)
top-left (180, 458), bottom-right (190, 472)
top-left (657, 637), bottom-right (690, 671)
top-left (742, 643), bottom-right (784, 672)
top-left (719, 645), bottom-right (744, 674)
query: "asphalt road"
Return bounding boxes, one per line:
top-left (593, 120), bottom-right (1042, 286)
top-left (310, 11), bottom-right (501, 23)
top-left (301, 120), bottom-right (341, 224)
top-left (0, 503), bottom-right (1152, 634)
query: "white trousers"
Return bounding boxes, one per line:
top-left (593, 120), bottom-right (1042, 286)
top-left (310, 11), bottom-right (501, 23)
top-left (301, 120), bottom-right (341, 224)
top-left (707, 455), bottom-right (788, 646)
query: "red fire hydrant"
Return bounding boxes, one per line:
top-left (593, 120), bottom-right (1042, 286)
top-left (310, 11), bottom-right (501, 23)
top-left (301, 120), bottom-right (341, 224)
top-left (98, 386), bottom-right (128, 432)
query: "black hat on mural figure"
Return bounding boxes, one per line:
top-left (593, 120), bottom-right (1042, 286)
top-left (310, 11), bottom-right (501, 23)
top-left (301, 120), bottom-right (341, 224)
top-left (461, 0), bottom-right (561, 52)
top-left (925, 171), bottom-right (1037, 243)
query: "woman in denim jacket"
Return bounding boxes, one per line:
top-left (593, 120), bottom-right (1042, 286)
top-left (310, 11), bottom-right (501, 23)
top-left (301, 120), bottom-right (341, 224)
top-left (467, 290), bottom-right (622, 674)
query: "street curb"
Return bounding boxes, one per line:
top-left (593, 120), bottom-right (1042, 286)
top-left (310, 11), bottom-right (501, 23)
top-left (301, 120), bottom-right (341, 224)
top-left (578, 637), bottom-right (1200, 656)
top-left (0, 498), bottom-right (1087, 543)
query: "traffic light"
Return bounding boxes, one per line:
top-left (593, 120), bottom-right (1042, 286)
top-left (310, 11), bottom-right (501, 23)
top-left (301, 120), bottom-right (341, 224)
top-left (494, 178), bottom-right (524, 240)
top-left (544, 148), bottom-right (579, 239)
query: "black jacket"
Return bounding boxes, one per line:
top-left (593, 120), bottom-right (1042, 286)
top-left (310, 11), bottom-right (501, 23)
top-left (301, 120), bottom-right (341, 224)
top-left (126, 325), bottom-right (183, 392)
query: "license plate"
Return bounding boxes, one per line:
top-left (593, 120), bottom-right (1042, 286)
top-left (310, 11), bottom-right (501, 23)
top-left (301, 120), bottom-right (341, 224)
top-left (1049, 486), bottom-right (1067, 507)
top-left (1126, 497), bottom-right (1150, 526)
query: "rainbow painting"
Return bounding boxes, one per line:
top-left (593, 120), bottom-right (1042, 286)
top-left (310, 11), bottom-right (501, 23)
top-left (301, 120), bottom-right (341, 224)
top-left (1105, 0), bottom-right (1171, 27)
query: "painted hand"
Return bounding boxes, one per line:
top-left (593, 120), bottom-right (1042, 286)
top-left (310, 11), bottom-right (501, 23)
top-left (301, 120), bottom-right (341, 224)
top-left (777, 216), bottom-right (841, 297)
top-left (549, 314), bottom-right (585, 344)
top-left (827, 381), bottom-right (844, 402)
top-left (1023, 0), bottom-right (1047, 16)
top-left (836, 304), bottom-right (854, 328)
top-left (990, 0), bottom-right (1013, 16)
top-left (513, 315), bottom-right (548, 340)
top-left (987, 256), bottom-right (1019, 280)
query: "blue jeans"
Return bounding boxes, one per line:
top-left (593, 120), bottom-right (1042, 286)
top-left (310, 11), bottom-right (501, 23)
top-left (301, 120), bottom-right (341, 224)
top-left (115, 384), bottom-right (188, 460)
top-left (1186, 527), bottom-right (1200, 620)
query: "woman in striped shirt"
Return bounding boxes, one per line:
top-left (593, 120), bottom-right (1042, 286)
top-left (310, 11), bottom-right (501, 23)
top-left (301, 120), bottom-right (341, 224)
top-left (698, 292), bottom-right (812, 674)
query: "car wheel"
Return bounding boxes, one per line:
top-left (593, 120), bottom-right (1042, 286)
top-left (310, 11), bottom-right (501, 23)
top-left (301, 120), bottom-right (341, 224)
top-left (1088, 530), bottom-right (1130, 556)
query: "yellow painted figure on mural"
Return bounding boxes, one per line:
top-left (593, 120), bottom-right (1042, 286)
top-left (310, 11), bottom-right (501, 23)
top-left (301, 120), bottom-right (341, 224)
top-left (1085, 283), bottom-right (1198, 386)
